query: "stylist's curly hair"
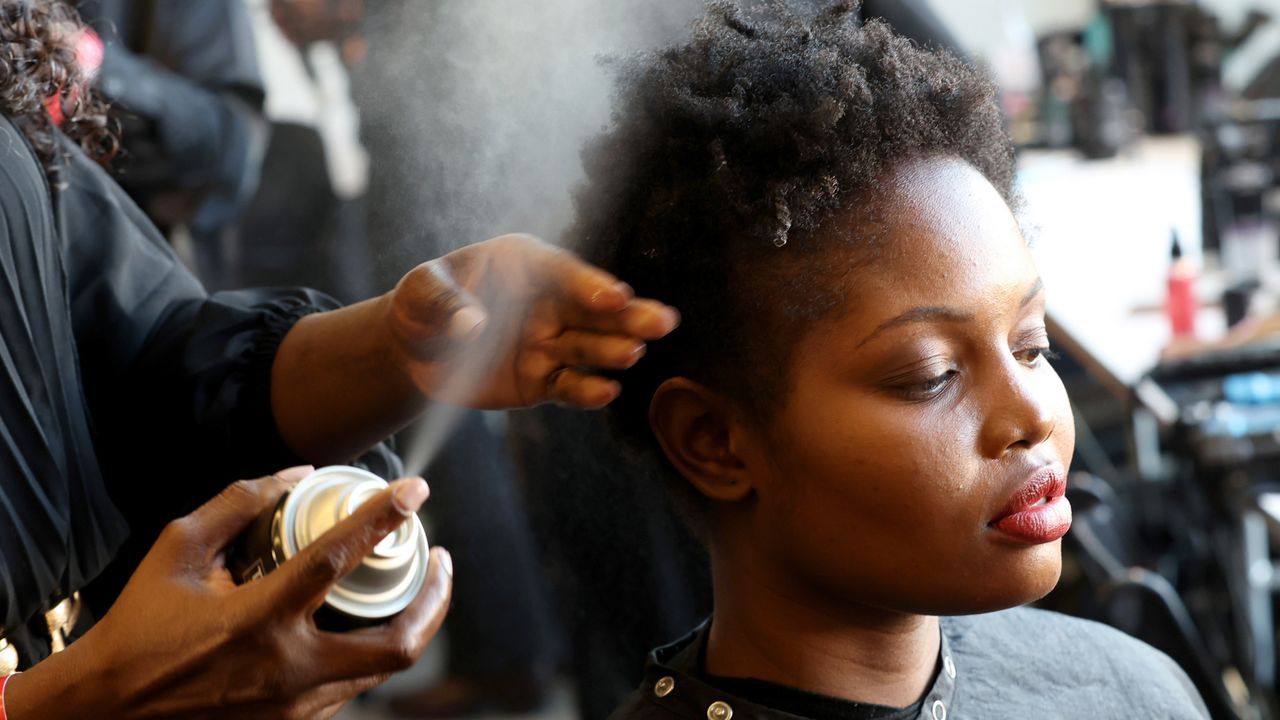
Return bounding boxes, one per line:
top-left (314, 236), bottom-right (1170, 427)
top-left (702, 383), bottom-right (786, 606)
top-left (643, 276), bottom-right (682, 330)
top-left (571, 0), bottom-right (1015, 513)
top-left (0, 0), bottom-right (116, 186)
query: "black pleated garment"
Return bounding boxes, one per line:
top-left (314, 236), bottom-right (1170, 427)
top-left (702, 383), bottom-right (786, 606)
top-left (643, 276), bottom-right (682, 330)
top-left (0, 116), bottom-right (128, 646)
top-left (0, 116), bottom-right (398, 666)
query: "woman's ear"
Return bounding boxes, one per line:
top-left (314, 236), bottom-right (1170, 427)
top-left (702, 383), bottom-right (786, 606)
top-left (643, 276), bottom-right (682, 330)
top-left (648, 377), bottom-right (754, 502)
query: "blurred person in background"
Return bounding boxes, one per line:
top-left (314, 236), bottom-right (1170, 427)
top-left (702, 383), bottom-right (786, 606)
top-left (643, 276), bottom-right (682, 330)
top-left (236, 0), bottom-right (376, 303)
top-left (71, 0), bottom-right (267, 289)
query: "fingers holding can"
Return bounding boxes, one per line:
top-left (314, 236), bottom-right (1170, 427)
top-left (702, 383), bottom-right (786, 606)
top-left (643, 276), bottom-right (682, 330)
top-left (309, 545), bottom-right (454, 683)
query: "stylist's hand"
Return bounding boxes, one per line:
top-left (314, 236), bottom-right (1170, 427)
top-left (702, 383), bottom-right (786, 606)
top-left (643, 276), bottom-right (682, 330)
top-left (386, 233), bottom-right (680, 409)
top-left (4, 466), bottom-right (452, 720)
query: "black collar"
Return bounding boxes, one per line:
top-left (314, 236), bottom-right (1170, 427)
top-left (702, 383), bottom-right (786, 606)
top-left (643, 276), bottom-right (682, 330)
top-left (636, 619), bottom-right (960, 720)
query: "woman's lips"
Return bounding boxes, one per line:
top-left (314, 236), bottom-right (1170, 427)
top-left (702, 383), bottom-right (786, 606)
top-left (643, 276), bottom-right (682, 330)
top-left (988, 464), bottom-right (1072, 545)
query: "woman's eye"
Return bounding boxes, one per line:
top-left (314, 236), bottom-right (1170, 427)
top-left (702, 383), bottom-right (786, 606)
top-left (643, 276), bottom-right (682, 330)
top-left (1016, 346), bottom-right (1060, 366)
top-left (896, 370), bottom-right (958, 401)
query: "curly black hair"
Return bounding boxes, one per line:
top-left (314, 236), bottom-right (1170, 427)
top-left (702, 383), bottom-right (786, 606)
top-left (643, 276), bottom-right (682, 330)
top-left (569, 1), bottom-right (1015, 521)
top-left (0, 0), bottom-right (117, 186)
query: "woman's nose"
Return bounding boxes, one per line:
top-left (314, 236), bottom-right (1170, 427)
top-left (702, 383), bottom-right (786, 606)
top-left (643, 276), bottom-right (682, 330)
top-left (979, 358), bottom-right (1058, 459)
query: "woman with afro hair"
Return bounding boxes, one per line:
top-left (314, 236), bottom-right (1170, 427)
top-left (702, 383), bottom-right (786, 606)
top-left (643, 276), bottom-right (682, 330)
top-left (575, 2), bottom-right (1210, 718)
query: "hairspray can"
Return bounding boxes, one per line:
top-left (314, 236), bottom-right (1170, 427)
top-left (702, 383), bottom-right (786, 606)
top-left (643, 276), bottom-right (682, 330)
top-left (230, 466), bottom-right (430, 629)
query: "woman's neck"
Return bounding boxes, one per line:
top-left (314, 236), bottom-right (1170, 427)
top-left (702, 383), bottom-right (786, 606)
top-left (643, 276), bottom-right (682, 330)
top-left (703, 552), bottom-right (940, 709)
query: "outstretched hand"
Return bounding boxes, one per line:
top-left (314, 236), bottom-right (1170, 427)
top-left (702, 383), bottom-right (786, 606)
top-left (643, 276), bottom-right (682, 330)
top-left (386, 233), bottom-right (679, 409)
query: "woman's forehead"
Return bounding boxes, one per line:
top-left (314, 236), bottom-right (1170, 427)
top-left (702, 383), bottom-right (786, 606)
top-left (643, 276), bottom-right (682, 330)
top-left (806, 158), bottom-right (1038, 338)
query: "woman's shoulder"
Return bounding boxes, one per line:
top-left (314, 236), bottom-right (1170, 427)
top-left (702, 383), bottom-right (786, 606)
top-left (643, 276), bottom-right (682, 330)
top-left (944, 607), bottom-right (1208, 717)
top-left (0, 115), bottom-right (52, 208)
top-left (948, 605), bottom-right (1170, 659)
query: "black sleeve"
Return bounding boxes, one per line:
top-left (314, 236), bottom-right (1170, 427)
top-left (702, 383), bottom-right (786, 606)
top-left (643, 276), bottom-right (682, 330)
top-left (0, 118), bottom-right (129, 647)
top-left (56, 135), bottom-right (400, 530)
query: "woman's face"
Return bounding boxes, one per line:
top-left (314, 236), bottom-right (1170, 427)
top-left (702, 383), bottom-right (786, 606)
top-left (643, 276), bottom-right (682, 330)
top-left (740, 156), bottom-right (1075, 616)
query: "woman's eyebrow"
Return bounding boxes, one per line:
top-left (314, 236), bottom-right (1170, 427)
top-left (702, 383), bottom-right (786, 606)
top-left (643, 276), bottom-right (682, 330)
top-left (1020, 278), bottom-right (1045, 308)
top-left (856, 306), bottom-right (973, 348)
top-left (855, 277), bottom-right (1045, 349)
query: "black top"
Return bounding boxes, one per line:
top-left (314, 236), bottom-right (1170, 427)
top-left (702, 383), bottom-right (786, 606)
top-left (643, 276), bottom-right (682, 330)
top-left (610, 607), bottom-right (1211, 719)
top-left (695, 612), bottom-right (921, 720)
top-left (703, 666), bottom-right (922, 719)
top-left (0, 115), bottom-right (395, 666)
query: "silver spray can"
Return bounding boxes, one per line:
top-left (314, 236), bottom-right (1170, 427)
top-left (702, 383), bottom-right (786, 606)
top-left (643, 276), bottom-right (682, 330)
top-left (230, 465), bottom-right (430, 629)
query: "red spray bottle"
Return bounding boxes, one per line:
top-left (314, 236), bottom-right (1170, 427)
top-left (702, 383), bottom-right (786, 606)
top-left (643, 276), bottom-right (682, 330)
top-left (1166, 231), bottom-right (1197, 338)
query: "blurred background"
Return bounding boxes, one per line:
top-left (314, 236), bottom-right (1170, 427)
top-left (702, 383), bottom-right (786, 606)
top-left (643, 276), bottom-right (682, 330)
top-left (71, 0), bottom-right (1280, 718)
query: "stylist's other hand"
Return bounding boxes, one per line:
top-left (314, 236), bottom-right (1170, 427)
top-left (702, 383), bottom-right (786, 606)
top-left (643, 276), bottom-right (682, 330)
top-left (387, 233), bottom-right (680, 409)
top-left (4, 465), bottom-right (452, 720)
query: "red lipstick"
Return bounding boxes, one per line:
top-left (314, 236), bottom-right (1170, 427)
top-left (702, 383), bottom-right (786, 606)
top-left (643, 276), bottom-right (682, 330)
top-left (988, 464), bottom-right (1071, 545)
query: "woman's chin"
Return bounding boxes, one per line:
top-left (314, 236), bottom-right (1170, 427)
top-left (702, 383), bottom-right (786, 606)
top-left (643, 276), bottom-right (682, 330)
top-left (902, 549), bottom-right (1065, 617)
top-left (957, 553), bottom-right (1064, 615)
